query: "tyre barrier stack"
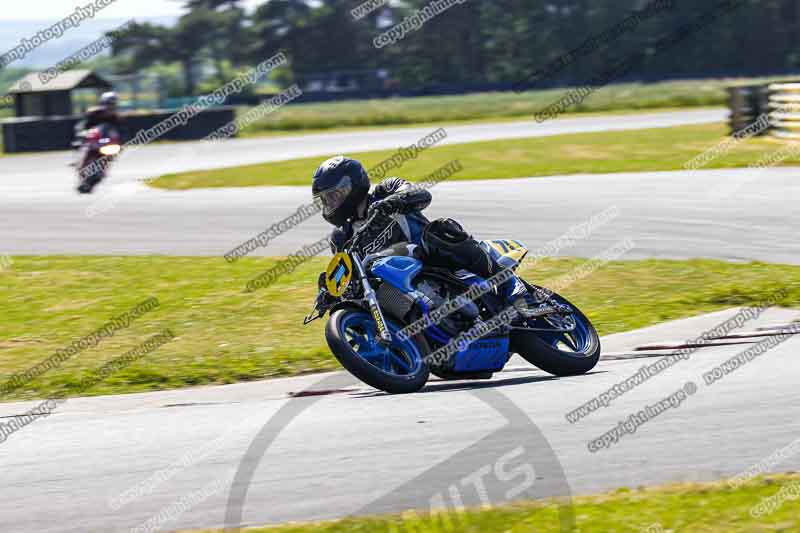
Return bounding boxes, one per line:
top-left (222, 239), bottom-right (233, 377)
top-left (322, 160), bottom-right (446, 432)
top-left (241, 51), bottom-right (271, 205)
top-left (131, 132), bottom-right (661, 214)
top-left (727, 85), bottom-right (769, 136)
top-left (767, 83), bottom-right (800, 139)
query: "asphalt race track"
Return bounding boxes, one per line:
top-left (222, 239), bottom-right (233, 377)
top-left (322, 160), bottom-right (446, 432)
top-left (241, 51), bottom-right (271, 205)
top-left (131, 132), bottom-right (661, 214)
top-left (0, 108), bottom-right (725, 193)
top-left (2, 108), bottom-right (797, 264)
top-left (1, 308), bottom-right (798, 532)
top-left (1, 108), bottom-right (799, 532)
top-left (1, 167), bottom-right (798, 264)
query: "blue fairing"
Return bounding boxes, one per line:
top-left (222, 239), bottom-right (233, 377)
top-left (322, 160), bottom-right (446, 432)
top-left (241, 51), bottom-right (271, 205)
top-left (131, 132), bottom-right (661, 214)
top-left (453, 337), bottom-right (510, 372)
top-left (371, 255), bottom-right (511, 373)
top-left (416, 299), bottom-right (453, 345)
top-left (371, 256), bottom-right (452, 342)
top-left (370, 256), bottom-right (423, 293)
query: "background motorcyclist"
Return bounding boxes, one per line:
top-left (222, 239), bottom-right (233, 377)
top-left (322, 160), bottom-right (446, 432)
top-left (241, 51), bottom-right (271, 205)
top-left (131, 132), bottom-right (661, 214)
top-left (311, 155), bottom-right (533, 314)
top-left (74, 91), bottom-right (121, 138)
top-left (72, 91), bottom-right (122, 193)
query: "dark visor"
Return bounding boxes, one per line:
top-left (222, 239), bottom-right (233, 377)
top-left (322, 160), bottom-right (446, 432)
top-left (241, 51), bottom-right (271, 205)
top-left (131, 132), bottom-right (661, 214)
top-left (315, 175), bottom-right (352, 216)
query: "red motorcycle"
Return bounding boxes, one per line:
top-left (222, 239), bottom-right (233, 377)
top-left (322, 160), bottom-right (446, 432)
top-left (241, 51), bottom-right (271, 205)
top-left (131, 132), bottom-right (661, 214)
top-left (73, 124), bottom-right (121, 194)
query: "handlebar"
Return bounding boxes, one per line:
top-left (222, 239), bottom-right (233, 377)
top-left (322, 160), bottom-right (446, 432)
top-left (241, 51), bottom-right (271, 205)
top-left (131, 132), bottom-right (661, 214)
top-left (346, 210), bottom-right (382, 252)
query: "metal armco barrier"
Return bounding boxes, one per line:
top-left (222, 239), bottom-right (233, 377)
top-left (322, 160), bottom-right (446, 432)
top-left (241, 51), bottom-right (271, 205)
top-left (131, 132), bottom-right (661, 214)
top-left (767, 83), bottom-right (800, 139)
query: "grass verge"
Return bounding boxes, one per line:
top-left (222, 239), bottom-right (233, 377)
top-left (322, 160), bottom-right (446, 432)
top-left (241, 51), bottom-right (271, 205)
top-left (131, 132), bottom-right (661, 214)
top-left (150, 123), bottom-right (800, 190)
top-left (186, 474), bottom-right (800, 532)
top-left (234, 77), bottom-right (781, 134)
top-left (233, 105), bottom-right (715, 139)
top-left (1, 256), bottom-right (798, 401)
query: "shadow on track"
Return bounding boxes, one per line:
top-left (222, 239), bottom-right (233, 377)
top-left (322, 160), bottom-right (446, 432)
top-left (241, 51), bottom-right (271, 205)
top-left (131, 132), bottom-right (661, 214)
top-left (349, 370), bottom-right (607, 398)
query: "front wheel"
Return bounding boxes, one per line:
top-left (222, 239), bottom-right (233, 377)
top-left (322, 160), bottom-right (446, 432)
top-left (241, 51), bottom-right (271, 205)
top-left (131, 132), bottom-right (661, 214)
top-left (77, 153), bottom-right (106, 194)
top-left (510, 284), bottom-right (600, 376)
top-left (77, 168), bottom-right (104, 194)
top-left (326, 308), bottom-right (430, 394)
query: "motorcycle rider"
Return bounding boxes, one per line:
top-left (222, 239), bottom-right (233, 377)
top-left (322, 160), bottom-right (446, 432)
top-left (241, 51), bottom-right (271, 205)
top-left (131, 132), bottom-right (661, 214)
top-left (73, 91), bottom-right (122, 160)
top-left (72, 91), bottom-right (122, 193)
top-left (311, 156), bottom-right (535, 316)
top-left (76, 91), bottom-right (121, 133)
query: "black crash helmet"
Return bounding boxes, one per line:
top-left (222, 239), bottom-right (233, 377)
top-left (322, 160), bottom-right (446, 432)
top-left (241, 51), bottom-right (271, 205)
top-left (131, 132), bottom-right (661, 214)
top-left (312, 156), bottom-right (370, 226)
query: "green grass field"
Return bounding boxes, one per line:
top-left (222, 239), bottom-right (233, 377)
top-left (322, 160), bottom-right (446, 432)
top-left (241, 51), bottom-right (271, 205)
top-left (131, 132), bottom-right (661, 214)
top-left (1, 256), bottom-right (798, 401)
top-left (233, 105), bottom-right (710, 140)
top-left (233, 77), bottom-right (781, 134)
top-left (150, 122), bottom-right (799, 190)
top-left (186, 474), bottom-right (800, 533)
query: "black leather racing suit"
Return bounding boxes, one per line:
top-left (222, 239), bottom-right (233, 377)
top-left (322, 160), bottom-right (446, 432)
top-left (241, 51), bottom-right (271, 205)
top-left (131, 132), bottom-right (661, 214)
top-left (74, 106), bottom-right (121, 141)
top-left (328, 177), bottom-right (525, 299)
top-left (328, 177), bottom-right (432, 256)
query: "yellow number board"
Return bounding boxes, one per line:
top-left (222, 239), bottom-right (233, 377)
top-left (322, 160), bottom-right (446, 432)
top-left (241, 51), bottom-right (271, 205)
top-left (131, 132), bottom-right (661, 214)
top-left (325, 253), bottom-right (353, 297)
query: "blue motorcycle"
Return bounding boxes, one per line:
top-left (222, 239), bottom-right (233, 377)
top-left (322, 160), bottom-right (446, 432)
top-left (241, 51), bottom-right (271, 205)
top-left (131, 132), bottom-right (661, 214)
top-left (305, 214), bottom-right (600, 394)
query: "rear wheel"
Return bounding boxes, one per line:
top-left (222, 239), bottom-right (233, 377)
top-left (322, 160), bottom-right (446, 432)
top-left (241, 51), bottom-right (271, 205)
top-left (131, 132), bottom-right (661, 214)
top-left (326, 309), bottom-right (430, 394)
top-left (510, 284), bottom-right (600, 376)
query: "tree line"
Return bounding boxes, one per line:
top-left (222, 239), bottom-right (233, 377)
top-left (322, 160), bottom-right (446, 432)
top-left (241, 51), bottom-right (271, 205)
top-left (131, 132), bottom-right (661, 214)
top-left (109, 0), bottom-right (800, 95)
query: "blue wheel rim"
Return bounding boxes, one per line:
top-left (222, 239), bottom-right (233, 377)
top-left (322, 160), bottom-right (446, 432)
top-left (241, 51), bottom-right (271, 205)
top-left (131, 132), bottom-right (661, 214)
top-left (339, 311), bottom-right (424, 376)
top-left (536, 299), bottom-right (595, 357)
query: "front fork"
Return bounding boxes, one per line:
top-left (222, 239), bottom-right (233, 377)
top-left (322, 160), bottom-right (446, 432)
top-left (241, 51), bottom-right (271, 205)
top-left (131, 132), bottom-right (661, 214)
top-left (351, 252), bottom-right (393, 345)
